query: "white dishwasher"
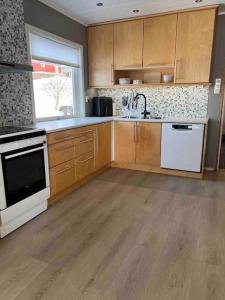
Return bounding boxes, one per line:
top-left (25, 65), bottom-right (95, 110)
top-left (161, 123), bottom-right (204, 172)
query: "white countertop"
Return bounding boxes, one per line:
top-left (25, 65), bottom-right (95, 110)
top-left (33, 117), bottom-right (208, 133)
top-left (33, 117), bottom-right (113, 133)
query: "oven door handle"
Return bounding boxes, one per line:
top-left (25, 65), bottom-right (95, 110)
top-left (4, 146), bottom-right (47, 160)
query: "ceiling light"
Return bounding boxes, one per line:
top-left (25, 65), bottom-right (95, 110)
top-left (97, 2), bottom-right (103, 6)
top-left (133, 9), bottom-right (140, 13)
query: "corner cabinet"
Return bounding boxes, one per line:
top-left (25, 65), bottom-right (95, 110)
top-left (95, 122), bottom-right (112, 170)
top-left (175, 9), bottom-right (216, 83)
top-left (114, 20), bottom-right (143, 70)
top-left (114, 121), bottom-right (161, 168)
top-left (88, 24), bottom-right (114, 87)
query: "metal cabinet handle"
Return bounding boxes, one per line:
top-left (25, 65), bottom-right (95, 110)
top-left (56, 145), bottom-right (73, 152)
top-left (175, 59), bottom-right (182, 81)
top-left (77, 157), bottom-right (93, 164)
top-left (133, 123), bottom-right (137, 143)
top-left (115, 65), bottom-right (142, 70)
top-left (80, 130), bottom-right (93, 135)
top-left (54, 134), bottom-right (73, 141)
top-left (111, 64), bottom-right (114, 83)
top-left (136, 124), bottom-right (139, 143)
top-left (79, 139), bottom-right (93, 144)
top-left (56, 166), bottom-right (73, 175)
top-left (144, 63), bottom-right (174, 69)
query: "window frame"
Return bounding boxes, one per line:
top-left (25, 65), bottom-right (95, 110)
top-left (25, 24), bottom-right (85, 122)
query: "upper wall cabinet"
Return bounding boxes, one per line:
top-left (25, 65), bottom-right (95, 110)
top-left (88, 24), bottom-right (114, 87)
top-left (175, 9), bottom-right (216, 83)
top-left (114, 20), bottom-right (143, 70)
top-left (143, 14), bottom-right (177, 68)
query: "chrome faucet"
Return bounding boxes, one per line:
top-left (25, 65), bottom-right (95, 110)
top-left (134, 93), bottom-right (150, 119)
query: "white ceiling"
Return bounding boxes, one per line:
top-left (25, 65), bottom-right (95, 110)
top-left (38, 0), bottom-right (225, 25)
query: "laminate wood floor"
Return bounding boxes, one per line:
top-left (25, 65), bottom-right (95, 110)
top-left (1, 168), bottom-right (225, 300)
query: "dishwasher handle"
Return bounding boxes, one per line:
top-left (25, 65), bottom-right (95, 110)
top-left (172, 124), bottom-right (192, 131)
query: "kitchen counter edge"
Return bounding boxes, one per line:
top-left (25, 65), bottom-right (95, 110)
top-left (33, 117), bottom-right (208, 133)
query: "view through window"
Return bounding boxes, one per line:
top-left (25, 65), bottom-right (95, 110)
top-left (32, 60), bottom-right (75, 119)
top-left (28, 27), bottom-right (84, 121)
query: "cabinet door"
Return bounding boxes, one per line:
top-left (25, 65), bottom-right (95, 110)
top-left (114, 121), bottom-right (136, 163)
top-left (143, 14), bottom-right (177, 68)
top-left (50, 160), bottom-right (75, 196)
top-left (88, 24), bottom-right (114, 87)
top-left (175, 9), bottom-right (216, 83)
top-left (135, 123), bottom-right (161, 167)
top-left (95, 122), bottom-right (111, 170)
top-left (114, 20), bottom-right (143, 70)
top-left (75, 153), bottom-right (95, 181)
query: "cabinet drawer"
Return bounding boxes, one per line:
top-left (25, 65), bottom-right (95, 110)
top-left (75, 153), bottom-right (95, 181)
top-left (50, 160), bottom-right (75, 196)
top-left (47, 129), bottom-right (75, 145)
top-left (48, 140), bottom-right (74, 168)
top-left (74, 138), bottom-right (95, 158)
top-left (47, 126), bottom-right (96, 145)
top-left (79, 130), bottom-right (95, 142)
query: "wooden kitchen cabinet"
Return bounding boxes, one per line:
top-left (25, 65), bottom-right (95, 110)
top-left (175, 9), bottom-right (216, 83)
top-left (75, 153), bottom-right (95, 181)
top-left (88, 24), bottom-right (114, 87)
top-left (143, 14), bottom-right (177, 68)
top-left (50, 160), bottom-right (75, 196)
top-left (95, 122), bottom-right (112, 170)
top-left (114, 121), bottom-right (136, 163)
top-left (114, 121), bottom-right (161, 166)
top-left (135, 123), bottom-right (161, 167)
top-left (48, 140), bottom-right (74, 168)
top-left (114, 20), bottom-right (143, 70)
top-left (48, 123), bottom-right (112, 203)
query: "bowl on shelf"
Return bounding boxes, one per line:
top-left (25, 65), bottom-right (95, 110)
top-left (132, 79), bottom-right (143, 85)
top-left (162, 74), bottom-right (173, 83)
top-left (118, 78), bottom-right (131, 85)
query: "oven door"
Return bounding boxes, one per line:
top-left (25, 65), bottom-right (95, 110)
top-left (1, 143), bottom-right (48, 208)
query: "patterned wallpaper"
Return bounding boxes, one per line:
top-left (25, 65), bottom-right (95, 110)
top-left (97, 85), bottom-right (209, 119)
top-left (0, 0), bottom-right (33, 126)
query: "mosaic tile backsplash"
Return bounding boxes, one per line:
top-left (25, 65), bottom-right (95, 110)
top-left (0, 0), bottom-right (33, 126)
top-left (98, 86), bottom-right (209, 119)
top-left (0, 0), bottom-right (28, 64)
top-left (0, 73), bottom-right (33, 126)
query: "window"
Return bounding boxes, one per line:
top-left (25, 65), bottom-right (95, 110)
top-left (26, 26), bottom-right (84, 121)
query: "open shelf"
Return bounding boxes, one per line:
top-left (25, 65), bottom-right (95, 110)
top-left (91, 82), bottom-right (212, 89)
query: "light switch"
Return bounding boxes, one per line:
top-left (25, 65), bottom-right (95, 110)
top-left (214, 78), bottom-right (222, 94)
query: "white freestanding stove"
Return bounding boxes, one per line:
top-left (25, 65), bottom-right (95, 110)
top-left (0, 127), bottom-right (50, 238)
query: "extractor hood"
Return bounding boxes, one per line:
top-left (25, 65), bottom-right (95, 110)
top-left (0, 60), bottom-right (33, 74)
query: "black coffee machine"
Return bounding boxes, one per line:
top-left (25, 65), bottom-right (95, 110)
top-left (92, 97), bottom-right (113, 117)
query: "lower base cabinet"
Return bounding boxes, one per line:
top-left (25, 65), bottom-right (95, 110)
top-left (114, 121), bottom-right (161, 167)
top-left (114, 121), bottom-right (136, 163)
top-left (48, 122), bottom-right (112, 200)
top-left (50, 160), bottom-right (75, 196)
top-left (135, 122), bottom-right (161, 167)
top-left (95, 122), bottom-right (112, 170)
top-left (75, 153), bottom-right (95, 181)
